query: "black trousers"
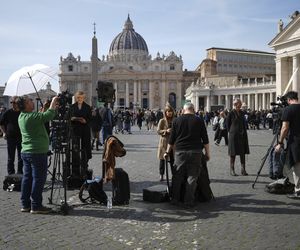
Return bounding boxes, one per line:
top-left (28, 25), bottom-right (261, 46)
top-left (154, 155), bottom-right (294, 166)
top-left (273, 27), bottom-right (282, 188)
top-left (216, 129), bottom-right (228, 145)
top-left (7, 137), bottom-right (23, 175)
top-left (159, 152), bottom-right (174, 176)
top-left (172, 151), bottom-right (202, 205)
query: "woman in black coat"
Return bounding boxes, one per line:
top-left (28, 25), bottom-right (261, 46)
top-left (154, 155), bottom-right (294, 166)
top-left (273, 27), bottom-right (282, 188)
top-left (227, 98), bottom-right (250, 176)
top-left (69, 91), bottom-right (92, 176)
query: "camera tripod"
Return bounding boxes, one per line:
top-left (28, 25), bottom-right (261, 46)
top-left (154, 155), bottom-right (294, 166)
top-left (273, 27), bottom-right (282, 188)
top-left (48, 142), bottom-right (71, 215)
top-left (252, 121), bottom-right (281, 188)
top-left (48, 119), bottom-right (72, 215)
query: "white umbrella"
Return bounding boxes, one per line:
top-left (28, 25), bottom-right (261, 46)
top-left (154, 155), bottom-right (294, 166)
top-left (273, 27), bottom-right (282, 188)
top-left (3, 64), bottom-right (57, 97)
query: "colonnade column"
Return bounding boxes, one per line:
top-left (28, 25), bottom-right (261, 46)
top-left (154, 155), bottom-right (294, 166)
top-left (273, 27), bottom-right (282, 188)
top-left (225, 95), bottom-right (229, 110)
top-left (138, 80), bottom-right (142, 109)
top-left (176, 81), bottom-right (182, 110)
top-left (125, 81), bottom-right (129, 108)
top-left (255, 93), bottom-right (258, 111)
top-left (114, 82), bottom-right (118, 108)
top-left (161, 81), bottom-right (166, 108)
top-left (217, 95), bottom-right (221, 105)
top-left (247, 94), bottom-right (251, 110)
top-left (133, 81), bottom-right (137, 110)
top-left (206, 95), bottom-right (211, 112)
top-left (149, 81), bottom-right (153, 109)
top-left (293, 55), bottom-right (299, 93)
top-left (262, 93), bottom-right (266, 110)
top-left (195, 93), bottom-right (199, 111)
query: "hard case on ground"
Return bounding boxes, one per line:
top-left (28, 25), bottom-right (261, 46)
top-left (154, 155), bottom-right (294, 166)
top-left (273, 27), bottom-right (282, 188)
top-left (143, 184), bottom-right (169, 203)
top-left (143, 160), bottom-right (171, 203)
top-left (112, 168), bottom-right (130, 205)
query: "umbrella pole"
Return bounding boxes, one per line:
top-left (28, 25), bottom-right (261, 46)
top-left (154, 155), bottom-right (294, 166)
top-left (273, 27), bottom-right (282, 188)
top-left (28, 73), bottom-right (44, 108)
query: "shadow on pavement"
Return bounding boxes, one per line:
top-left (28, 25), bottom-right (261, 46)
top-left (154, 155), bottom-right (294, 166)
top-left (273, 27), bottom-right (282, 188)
top-left (210, 178), bottom-right (270, 185)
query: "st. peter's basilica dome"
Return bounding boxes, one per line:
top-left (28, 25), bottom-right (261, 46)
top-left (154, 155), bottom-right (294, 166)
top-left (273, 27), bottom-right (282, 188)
top-left (109, 15), bottom-right (149, 58)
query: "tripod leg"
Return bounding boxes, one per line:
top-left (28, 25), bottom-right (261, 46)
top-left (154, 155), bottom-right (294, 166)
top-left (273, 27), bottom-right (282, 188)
top-left (252, 133), bottom-right (278, 188)
top-left (49, 152), bottom-right (59, 204)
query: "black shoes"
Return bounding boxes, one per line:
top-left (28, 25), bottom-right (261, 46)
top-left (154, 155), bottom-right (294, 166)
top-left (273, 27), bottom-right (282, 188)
top-left (287, 191), bottom-right (300, 200)
top-left (30, 206), bottom-right (53, 214)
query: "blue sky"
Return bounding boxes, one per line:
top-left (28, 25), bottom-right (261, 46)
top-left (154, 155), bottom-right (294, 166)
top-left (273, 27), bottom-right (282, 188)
top-left (0, 0), bottom-right (299, 92)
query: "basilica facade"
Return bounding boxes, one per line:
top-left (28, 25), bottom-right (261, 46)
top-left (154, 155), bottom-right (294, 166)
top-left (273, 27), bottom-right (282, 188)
top-left (59, 16), bottom-right (197, 110)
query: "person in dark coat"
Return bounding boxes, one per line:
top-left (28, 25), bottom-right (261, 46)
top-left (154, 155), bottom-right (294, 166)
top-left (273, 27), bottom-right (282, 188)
top-left (136, 109), bottom-right (144, 130)
top-left (90, 108), bottom-right (102, 150)
top-left (165, 102), bottom-right (210, 208)
top-left (69, 91), bottom-right (92, 175)
top-left (227, 98), bottom-right (250, 176)
top-left (0, 96), bottom-right (23, 175)
top-left (99, 103), bottom-right (113, 143)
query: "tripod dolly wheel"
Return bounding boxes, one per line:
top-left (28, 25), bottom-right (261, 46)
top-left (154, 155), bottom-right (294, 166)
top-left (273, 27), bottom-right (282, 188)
top-left (79, 183), bottom-right (90, 203)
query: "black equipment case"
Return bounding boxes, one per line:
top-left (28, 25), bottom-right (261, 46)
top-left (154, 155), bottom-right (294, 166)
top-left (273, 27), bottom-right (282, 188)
top-left (112, 168), bottom-right (130, 205)
top-left (3, 174), bottom-right (23, 191)
top-left (143, 160), bottom-right (171, 203)
top-left (143, 184), bottom-right (169, 203)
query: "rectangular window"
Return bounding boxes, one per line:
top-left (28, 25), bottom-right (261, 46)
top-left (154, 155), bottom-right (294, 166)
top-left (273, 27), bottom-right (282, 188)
top-left (119, 98), bottom-right (125, 107)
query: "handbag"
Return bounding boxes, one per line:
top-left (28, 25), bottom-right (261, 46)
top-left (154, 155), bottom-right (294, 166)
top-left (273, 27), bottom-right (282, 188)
top-left (212, 123), bottom-right (219, 131)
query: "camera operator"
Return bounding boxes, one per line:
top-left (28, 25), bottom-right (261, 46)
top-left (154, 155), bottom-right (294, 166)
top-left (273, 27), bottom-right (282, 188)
top-left (17, 95), bottom-right (59, 214)
top-left (275, 91), bottom-right (300, 199)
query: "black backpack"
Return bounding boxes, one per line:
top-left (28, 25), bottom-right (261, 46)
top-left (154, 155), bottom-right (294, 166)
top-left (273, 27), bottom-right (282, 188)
top-left (79, 180), bottom-right (107, 204)
top-left (88, 181), bottom-right (107, 204)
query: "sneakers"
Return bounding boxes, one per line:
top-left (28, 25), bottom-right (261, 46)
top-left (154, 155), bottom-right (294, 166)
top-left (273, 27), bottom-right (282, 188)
top-left (30, 206), bottom-right (53, 214)
top-left (20, 207), bottom-right (30, 212)
top-left (287, 191), bottom-right (300, 200)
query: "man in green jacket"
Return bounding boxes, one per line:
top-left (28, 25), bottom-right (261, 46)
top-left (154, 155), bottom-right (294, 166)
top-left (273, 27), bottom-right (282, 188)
top-left (17, 95), bottom-right (58, 214)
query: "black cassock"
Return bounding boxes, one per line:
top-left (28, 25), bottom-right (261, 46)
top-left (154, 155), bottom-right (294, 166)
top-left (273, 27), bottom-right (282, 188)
top-left (227, 109), bottom-right (250, 156)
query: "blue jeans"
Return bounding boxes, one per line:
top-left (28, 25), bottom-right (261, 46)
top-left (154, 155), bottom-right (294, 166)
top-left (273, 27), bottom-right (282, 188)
top-left (21, 153), bottom-right (48, 210)
top-left (102, 126), bottom-right (112, 144)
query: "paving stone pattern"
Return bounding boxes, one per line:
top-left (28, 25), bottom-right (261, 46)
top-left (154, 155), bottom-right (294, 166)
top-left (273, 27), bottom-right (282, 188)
top-left (0, 125), bottom-right (300, 249)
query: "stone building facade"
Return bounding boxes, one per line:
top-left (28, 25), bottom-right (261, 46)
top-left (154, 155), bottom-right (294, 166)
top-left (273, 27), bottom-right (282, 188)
top-left (269, 11), bottom-right (300, 95)
top-left (185, 47), bottom-right (277, 111)
top-left (59, 16), bottom-right (198, 110)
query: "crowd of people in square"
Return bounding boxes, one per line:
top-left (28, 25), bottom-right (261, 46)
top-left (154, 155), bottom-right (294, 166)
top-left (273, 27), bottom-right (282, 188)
top-left (1, 90), bottom-right (300, 212)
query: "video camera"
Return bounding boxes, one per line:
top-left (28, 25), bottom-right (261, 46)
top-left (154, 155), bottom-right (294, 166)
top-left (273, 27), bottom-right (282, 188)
top-left (57, 90), bottom-right (73, 116)
top-left (270, 95), bottom-right (288, 108)
top-left (97, 81), bottom-right (115, 103)
top-left (270, 95), bottom-right (289, 135)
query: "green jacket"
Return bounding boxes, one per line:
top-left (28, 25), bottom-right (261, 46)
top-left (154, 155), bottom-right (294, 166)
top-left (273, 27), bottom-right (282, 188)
top-left (18, 109), bottom-right (56, 154)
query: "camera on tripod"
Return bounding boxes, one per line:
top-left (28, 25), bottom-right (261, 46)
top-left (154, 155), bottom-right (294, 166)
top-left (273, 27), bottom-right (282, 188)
top-left (57, 90), bottom-right (73, 116)
top-left (271, 95), bottom-right (289, 109)
top-left (96, 81), bottom-right (115, 103)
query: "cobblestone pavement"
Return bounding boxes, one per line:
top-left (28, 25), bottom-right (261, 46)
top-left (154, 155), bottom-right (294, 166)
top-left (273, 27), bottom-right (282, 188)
top-left (0, 125), bottom-right (300, 250)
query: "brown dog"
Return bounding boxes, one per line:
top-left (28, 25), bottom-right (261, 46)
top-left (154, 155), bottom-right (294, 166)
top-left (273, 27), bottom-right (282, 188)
top-left (103, 136), bottom-right (126, 182)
